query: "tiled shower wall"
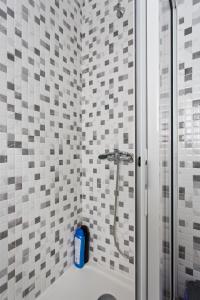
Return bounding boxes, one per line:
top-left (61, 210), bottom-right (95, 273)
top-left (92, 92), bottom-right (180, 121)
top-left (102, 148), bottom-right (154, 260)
top-left (0, 0), bottom-right (136, 299)
top-left (0, 0), bottom-right (82, 299)
top-left (81, 0), bottom-right (135, 278)
top-left (177, 0), bottom-right (200, 297)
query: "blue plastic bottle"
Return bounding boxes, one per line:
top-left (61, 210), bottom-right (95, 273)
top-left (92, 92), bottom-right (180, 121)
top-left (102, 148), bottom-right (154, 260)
top-left (74, 228), bottom-right (85, 268)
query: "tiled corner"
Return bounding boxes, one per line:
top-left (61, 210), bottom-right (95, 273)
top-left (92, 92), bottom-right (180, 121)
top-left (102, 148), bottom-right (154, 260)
top-left (81, 0), bottom-right (135, 278)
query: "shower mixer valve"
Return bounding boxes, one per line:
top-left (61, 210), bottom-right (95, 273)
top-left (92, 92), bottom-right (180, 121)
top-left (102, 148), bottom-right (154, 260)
top-left (98, 149), bottom-right (134, 163)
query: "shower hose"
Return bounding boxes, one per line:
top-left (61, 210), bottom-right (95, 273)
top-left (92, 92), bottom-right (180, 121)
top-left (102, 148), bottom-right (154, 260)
top-left (113, 159), bottom-right (130, 260)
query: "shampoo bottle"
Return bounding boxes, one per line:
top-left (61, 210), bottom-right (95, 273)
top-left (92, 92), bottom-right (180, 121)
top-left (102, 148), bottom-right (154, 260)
top-left (74, 228), bottom-right (85, 268)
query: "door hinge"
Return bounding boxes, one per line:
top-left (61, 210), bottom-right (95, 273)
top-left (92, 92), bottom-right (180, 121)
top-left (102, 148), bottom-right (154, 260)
top-left (145, 148), bottom-right (148, 190)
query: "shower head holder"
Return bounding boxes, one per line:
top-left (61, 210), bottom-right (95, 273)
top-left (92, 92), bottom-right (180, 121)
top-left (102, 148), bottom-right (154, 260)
top-left (114, 1), bottom-right (125, 19)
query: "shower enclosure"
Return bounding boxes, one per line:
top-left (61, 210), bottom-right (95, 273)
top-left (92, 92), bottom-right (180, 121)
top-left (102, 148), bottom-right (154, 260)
top-left (148, 0), bottom-right (200, 299)
top-left (0, 0), bottom-right (136, 299)
top-left (0, 0), bottom-right (200, 299)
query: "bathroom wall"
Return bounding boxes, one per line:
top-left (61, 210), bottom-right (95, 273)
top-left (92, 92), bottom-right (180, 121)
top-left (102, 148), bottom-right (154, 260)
top-left (177, 0), bottom-right (200, 297)
top-left (81, 0), bottom-right (135, 278)
top-left (0, 0), bottom-right (136, 298)
top-left (0, 0), bottom-right (82, 299)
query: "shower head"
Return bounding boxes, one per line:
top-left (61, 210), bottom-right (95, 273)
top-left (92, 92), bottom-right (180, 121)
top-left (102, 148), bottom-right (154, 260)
top-left (114, 1), bottom-right (125, 19)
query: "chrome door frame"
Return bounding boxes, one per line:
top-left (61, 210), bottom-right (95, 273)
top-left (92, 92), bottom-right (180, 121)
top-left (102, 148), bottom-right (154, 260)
top-left (170, 0), bottom-right (178, 298)
top-left (135, 0), bottom-right (148, 299)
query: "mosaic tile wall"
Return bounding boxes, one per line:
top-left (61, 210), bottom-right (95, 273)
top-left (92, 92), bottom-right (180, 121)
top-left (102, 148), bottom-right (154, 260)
top-left (0, 0), bottom-right (136, 298)
top-left (177, 0), bottom-right (200, 298)
top-left (0, 0), bottom-right (82, 299)
top-left (81, 0), bottom-right (135, 278)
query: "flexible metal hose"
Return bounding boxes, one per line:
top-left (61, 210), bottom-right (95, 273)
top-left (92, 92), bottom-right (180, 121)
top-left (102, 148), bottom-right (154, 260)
top-left (113, 160), bottom-right (130, 260)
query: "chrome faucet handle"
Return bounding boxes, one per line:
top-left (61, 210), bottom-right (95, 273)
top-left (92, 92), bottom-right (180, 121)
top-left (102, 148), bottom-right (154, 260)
top-left (98, 151), bottom-right (115, 161)
top-left (98, 154), bottom-right (109, 160)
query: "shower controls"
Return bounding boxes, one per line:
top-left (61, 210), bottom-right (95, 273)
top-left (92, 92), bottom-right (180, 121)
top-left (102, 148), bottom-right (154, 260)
top-left (98, 149), bottom-right (134, 164)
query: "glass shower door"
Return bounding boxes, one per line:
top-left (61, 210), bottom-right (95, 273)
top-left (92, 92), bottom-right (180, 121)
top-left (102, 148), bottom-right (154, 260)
top-left (159, 0), bottom-right (200, 299)
top-left (159, 0), bottom-right (173, 299)
top-left (176, 0), bottom-right (200, 299)
top-left (149, 0), bottom-right (200, 298)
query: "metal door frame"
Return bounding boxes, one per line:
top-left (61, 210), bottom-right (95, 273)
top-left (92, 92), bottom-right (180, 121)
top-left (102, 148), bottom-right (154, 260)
top-left (135, 0), bottom-right (148, 299)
